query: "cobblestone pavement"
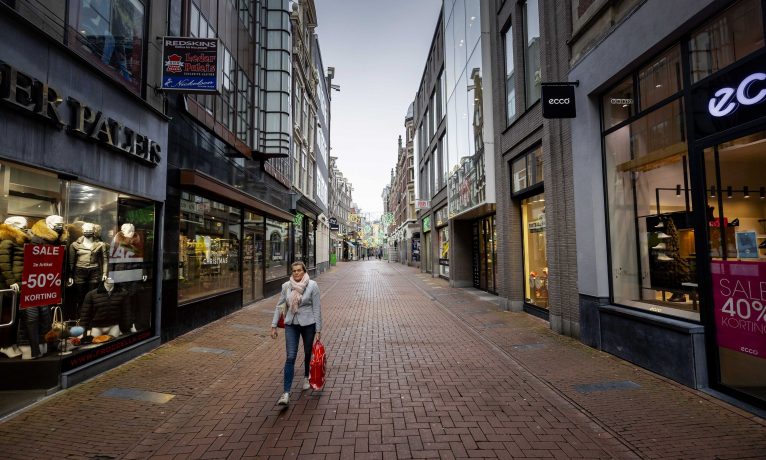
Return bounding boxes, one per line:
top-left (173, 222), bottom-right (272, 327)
top-left (0, 261), bottom-right (765, 459)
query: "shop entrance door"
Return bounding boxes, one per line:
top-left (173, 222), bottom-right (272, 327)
top-left (702, 129), bottom-right (766, 406)
top-left (243, 214), bottom-right (264, 305)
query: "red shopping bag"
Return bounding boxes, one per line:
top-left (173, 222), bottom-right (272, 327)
top-left (309, 340), bottom-right (326, 390)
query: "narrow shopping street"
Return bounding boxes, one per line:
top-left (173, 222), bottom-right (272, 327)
top-left (1, 261), bottom-right (765, 459)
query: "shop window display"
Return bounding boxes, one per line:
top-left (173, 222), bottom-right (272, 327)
top-left (265, 218), bottom-right (289, 281)
top-left (522, 194), bottom-right (547, 308)
top-left (704, 131), bottom-right (766, 403)
top-left (438, 226), bottom-right (449, 278)
top-left (604, 94), bottom-right (700, 319)
top-left (179, 193), bottom-right (241, 303)
top-left (0, 162), bottom-right (155, 364)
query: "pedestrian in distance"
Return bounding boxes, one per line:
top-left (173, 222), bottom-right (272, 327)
top-left (271, 261), bottom-right (322, 406)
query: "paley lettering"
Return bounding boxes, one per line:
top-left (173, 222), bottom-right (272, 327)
top-left (0, 60), bottom-right (161, 166)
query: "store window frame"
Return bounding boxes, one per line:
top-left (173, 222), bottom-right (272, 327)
top-left (599, 0), bottom-right (766, 324)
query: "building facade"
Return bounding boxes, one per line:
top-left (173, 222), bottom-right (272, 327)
top-left (388, 109), bottom-right (420, 266)
top-left (0, 0), bottom-right (169, 415)
top-left (312, 34), bottom-right (331, 275)
top-left (413, 11), bottom-right (447, 277)
top-left (490, 0), bottom-right (580, 334)
top-left (569, 0), bottom-right (766, 408)
top-left (328, 156), bottom-right (355, 261)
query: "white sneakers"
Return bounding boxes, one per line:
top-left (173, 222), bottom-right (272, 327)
top-left (657, 254), bottom-right (672, 261)
top-left (656, 232), bottom-right (671, 239)
top-left (277, 378), bottom-right (311, 405)
top-left (652, 242), bottom-right (666, 250)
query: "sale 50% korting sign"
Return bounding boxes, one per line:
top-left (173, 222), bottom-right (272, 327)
top-left (711, 261), bottom-right (766, 359)
top-left (20, 244), bottom-right (65, 308)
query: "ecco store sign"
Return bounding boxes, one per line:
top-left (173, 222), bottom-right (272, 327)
top-left (0, 61), bottom-right (161, 166)
top-left (541, 83), bottom-right (577, 119)
top-left (693, 55), bottom-right (766, 138)
top-left (708, 72), bottom-right (766, 117)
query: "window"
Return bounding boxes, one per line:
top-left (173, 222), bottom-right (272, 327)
top-left (604, 84), bottom-right (697, 320)
top-left (523, 0), bottom-right (541, 106)
top-left (689, 0), bottom-right (764, 83)
top-left (179, 193), bottom-right (240, 303)
top-left (511, 146), bottom-right (543, 194)
top-left (504, 24), bottom-right (516, 123)
top-left (436, 71), bottom-right (444, 121)
top-left (602, 77), bottom-right (634, 129)
top-left (265, 218), bottom-right (289, 281)
top-left (73, 0), bottom-right (145, 93)
top-left (638, 45), bottom-right (682, 110)
top-left (237, 69), bottom-right (254, 146)
top-left (218, 47), bottom-right (236, 131)
top-left (440, 134), bottom-right (449, 186)
top-left (522, 194), bottom-right (547, 308)
top-left (189, 4), bottom-right (216, 115)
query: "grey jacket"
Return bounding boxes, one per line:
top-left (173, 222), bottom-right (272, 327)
top-left (271, 280), bottom-right (322, 331)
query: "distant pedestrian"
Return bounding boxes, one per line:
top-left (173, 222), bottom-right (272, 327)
top-left (271, 261), bottom-right (322, 406)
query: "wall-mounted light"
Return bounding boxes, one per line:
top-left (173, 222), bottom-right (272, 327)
top-left (727, 186), bottom-right (733, 198)
top-left (676, 184), bottom-right (681, 196)
top-left (710, 185), bottom-right (717, 198)
top-left (744, 186), bottom-right (750, 198)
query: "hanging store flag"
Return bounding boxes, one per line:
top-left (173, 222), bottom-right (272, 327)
top-left (161, 37), bottom-right (220, 93)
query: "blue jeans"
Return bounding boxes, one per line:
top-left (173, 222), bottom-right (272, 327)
top-left (284, 323), bottom-right (316, 393)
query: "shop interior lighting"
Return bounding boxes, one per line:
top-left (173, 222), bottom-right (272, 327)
top-left (727, 186), bottom-right (733, 198)
top-left (710, 185), bottom-right (717, 197)
top-left (761, 187), bottom-right (765, 199)
top-left (744, 186), bottom-right (750, 198)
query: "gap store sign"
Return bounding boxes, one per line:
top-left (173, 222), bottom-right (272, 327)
top-left (692, 53), bottom-right (766, 138)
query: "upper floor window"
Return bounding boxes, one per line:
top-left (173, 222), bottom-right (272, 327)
top-left (511, 145), bottom-right (543, 194)
top-left (523, 0), bottom-right (541, 107)
top-left (504, 23), bottom-right (516, 124)
top-left (689, 0), bottom-right (764, 83)
top-left (72, 0), bottom-right (145, 93)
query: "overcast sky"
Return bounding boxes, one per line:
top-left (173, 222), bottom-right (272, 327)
top-left (314, 0), bottom-right (442, 218)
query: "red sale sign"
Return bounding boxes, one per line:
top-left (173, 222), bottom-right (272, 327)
top-left (711, 261), bottom-right (766, 359)
top-left (20, 244), bottom-right (65, 309)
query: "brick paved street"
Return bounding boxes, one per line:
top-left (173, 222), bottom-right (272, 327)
top-left (1, 261), bottom-right (765, 459)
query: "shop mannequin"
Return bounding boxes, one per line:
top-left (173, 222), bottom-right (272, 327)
top-left (68, 222), bottom-right (108, 310)
top-left (80, 277), bottom-right (131, 339)
top-left (109, 223), bottom-right (147, 282)
top-left (0, 216), bottom-right (29, 358)
top-left (18, 215), bottom-right (69, 359)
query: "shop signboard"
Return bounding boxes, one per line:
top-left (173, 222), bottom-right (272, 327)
top-left (711, 260), bottom-right (766, 359)
top-left (160, 37), bottom-right (220, 93)
top-left (20, 244), bottom-right (65, 308)
top-left (329, 217), bottom-right (339, 231)
top-left (692, 52), bottom-right (766, 138)
top-left (541, 83), bottom-right (577, 119)
top-left (415, 200), bottom-right (430, 210)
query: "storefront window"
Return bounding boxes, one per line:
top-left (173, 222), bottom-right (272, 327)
top-left (0, 161), bottom-right (156, 374)
top-left (294, 215), bottom-right (304, 263)
top-left (704, 130), bottom-right (766, 405)
top-left (602, 77), bottom-right (634, 129)
top-left (179, 193), bottom-right (241, 303)
top-left (604, 95), bottom-right (699, 320)
top-left (265, 218), bottom-right (289, 281)
top-left (243, 212), bottom-right (264, 304)
top-left (522, 194), bottom-right (547, 308)
top-left (438, 226), bottom-right (450, 278)
top-left (638, 45), bottom-right (682, 110)
top-left (71, 0), bottom-right (145, 92)
top-left (689, 0), bottom-right (764, 83)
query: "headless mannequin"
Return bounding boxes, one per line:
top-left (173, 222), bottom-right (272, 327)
top-left (88, 279), bottom-right (121, 338)
top-left (0, 216), bottom-right (28, 358)
top-left (68, 223), bottom-right (108, 313)
top-left (19, 215), bottom-right (67, 359)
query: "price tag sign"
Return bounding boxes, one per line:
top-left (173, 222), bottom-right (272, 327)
top-left (711, 261), bottom-right (766, 359)
top-left (20, 244), bottom-right (65, 309)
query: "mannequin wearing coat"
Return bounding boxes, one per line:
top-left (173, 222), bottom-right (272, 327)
top-left (0, 216), bottom-right (28, 358)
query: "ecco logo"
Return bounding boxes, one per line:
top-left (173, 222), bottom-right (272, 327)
top-left (708, 72), bottom-right (766, 117)
top-left (548, 98), bottom-right (570, 105)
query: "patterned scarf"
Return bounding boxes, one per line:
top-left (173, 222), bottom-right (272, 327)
top-left (289, 272), bottom-right (310, 313)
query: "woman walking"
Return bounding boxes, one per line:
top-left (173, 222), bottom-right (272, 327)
top-left (271, 261), bottom-right (322, 405)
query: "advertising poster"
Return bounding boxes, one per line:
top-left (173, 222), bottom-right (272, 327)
top-left (711, 261), bottom-right (766, 359)
top-left (161, 37), bottom-right (219, 92)
top-left (20, 244), bottom-right (65, 308)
